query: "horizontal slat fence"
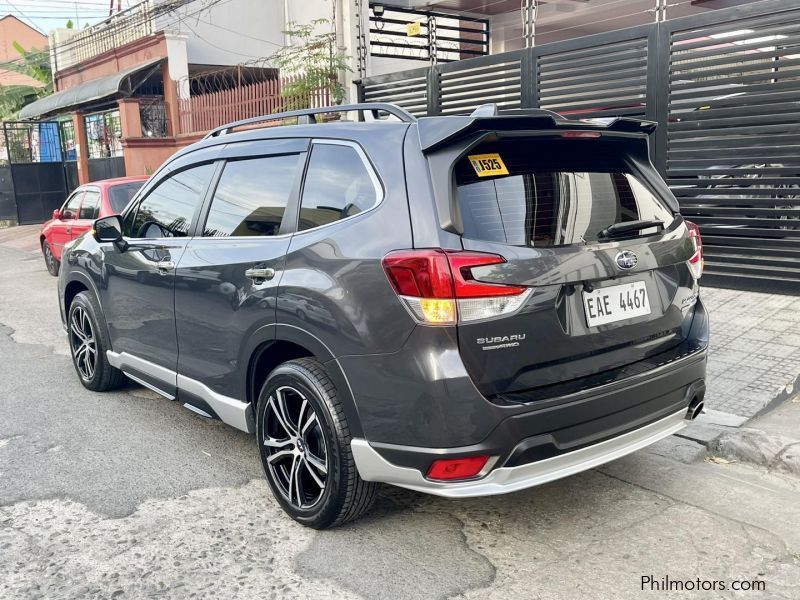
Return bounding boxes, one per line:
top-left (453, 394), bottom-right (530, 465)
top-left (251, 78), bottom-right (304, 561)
top-left (359, 69), bottom-right (429, 116)
top-left (178, 76), bottom-right (330, 135)
top-left (358, 0), bottom-right (800, 294)
top-left (665, 6), bottom-right (800, 292)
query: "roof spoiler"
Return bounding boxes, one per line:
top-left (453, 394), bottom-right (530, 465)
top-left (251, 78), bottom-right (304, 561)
top-left (418, 103), bottom-right (656, 153)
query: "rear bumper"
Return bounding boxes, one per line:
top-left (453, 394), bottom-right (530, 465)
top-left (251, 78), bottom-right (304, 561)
top-left (345, 297), bottom-right (708, 494)
top-left (350, 335), bottom-right (707, 495)
top-left (352, 407), bottom-right (688, 497)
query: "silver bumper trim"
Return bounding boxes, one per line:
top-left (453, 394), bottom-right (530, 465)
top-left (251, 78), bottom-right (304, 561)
top-left (351, 409), bottom-right (687, 498)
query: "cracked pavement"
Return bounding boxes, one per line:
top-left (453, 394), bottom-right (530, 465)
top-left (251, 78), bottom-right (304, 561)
top-left (1, 233), bottom-right (799, 599)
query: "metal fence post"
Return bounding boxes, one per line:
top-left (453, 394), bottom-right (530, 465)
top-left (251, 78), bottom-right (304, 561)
top-left (427, 66), bottom-right (441, 116)
top-left (648, 22), bottom-right (670, 178)
top-left (520, 48), bottom-right (538, 109)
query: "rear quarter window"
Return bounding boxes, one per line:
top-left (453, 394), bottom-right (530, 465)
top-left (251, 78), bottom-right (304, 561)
top-left (298, 142), bottom-right (380, 232)
top-left (455, 139), bottom-right (675, 247)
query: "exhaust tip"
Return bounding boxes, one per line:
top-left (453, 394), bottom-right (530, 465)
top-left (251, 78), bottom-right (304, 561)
top-left (686, 396), bottom-right (704, 421)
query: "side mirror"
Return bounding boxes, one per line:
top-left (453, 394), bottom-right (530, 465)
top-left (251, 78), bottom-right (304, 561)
top-left (93, 215), bottom-right (128, 251)
top-left (52, 209), bottom-right (61, 220)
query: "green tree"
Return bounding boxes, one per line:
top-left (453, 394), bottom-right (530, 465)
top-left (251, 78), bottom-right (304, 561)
top-left (272, 19), bottom-right (350, 111)
top-left (0, 41), bottom-right (53, 120)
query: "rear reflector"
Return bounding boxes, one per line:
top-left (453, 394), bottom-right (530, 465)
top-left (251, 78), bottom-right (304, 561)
top-left (685, 221), bottom-right (704, 280)
top-left (382, 249), bottom-right (530, 325)
top-left (427, 455), bottom-right (490, 481)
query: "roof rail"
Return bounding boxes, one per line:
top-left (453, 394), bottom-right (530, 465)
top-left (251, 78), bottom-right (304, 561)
top-left (203, 102), bottom-right (417, 139)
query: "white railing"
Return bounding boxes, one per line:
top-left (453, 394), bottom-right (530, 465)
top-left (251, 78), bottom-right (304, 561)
top-left (51, 0), bottom-right (156, 73)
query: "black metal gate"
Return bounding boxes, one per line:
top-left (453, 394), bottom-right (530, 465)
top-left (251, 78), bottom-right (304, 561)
top-left (2, 121), bottom-right (77, 225)
top-left (359, 0), bottom-right (800, 294)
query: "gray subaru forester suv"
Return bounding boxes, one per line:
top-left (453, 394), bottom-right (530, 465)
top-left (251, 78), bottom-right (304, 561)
top-left (58, 103), bottom-right (708, 528)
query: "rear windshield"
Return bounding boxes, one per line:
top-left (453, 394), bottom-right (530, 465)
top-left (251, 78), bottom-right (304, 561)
top-left (109, 182), bottom-right (145, 214)
top-left (455, 140), bottom-right (675, 247)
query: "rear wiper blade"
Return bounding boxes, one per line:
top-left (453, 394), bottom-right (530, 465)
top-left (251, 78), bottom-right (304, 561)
top-left (598, 219), bottom-right (665, 240)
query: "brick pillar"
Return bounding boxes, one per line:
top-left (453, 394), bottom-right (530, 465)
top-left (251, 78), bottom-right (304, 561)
top-left (118, 98), bottom-right (143, 138)
top-left (71, 110), bottom-right (90, 185)
top-left (118, 98), bottom-right (142, 177)
top-left (162, 60), bottom-right (181, 136)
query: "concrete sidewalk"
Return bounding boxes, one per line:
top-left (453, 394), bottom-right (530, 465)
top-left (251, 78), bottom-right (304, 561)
top-left (701, 287), bottom-right (800, 420)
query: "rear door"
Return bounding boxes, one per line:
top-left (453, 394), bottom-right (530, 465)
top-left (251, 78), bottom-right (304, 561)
top-left (174, 138), bottom-right (308, 405)
top-left (50, 189), bottom-right (84, 257)
top-left (71, 187), bottom-right (101, 240)
top-left (448, 136), bottom-right (698, 397)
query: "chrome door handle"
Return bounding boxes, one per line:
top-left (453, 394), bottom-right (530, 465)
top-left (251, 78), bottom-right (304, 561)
top-left (245, 267), bottom-right (275, 281)
top-left (157, 260), bottom-right (175, 274)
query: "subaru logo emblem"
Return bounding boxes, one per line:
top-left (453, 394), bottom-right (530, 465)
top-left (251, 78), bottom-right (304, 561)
top-left (615, 250), bottom-right (638, 270)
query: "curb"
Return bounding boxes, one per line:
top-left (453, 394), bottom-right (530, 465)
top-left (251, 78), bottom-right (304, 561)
top-left (709, 428), bottom-right (800, 476)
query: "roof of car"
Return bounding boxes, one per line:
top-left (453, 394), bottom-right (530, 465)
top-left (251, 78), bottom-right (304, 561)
top-left (84, 175), bottom-right (149, 189)
top-left (163, 102), bottom-right (657, 169)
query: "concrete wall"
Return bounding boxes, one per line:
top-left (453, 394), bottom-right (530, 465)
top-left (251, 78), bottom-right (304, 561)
top-left (0, 15), bottom-right (47, 88)
top-left (54, 34), bottom-right (169, 91)
top-left (158, 0), bottom-right (285, 67)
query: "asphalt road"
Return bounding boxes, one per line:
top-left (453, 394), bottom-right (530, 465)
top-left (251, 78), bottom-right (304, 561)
top-left (1, 234), bottom-right (799, 600)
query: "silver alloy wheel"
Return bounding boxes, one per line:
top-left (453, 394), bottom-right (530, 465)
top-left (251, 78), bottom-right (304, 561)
top-left (44, 243), bottom-right (55, 271)
top-left (70, 306), bottom-right (97, 381)
top-left (262, 385), bottom-right (328, 509)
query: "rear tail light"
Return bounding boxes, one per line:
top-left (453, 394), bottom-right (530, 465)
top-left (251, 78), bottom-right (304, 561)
top-left (382, 249), bottom-right (531, 325)
top-left (427, 455), bottom-right (490, 481)
top-left (685, 221), bottom-right (704, 280)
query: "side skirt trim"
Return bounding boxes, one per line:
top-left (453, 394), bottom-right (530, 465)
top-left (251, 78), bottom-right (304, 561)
top-left (183, 403), bottom-right (213, 419)
top-left (106, 350), bottom-right (254, 433)
top-left (125, 371), bottom-right (176, 400)
top-left (107, 350), bottom-right (176, 387)
top-left (177, 375), bottom-right (254, 434)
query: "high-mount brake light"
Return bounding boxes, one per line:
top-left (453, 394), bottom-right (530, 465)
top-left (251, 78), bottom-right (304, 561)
top-left (382, 250), bottom-right (531, 325)
top-left (560, 131), bottom-right (602, 139)
top-left (685, 221), bottom-right (704, 280)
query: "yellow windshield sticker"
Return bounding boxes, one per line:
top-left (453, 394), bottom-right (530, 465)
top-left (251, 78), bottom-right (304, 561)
top-left (468, 153), bottom-right (509, 177)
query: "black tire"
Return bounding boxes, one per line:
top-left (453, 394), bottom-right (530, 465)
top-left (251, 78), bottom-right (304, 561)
top-left (68, 291), bottom-right (126, 392)
top-left (42, 240), bottom-right (59, 277)
top-left (256, 358), bottom-right (378, 529)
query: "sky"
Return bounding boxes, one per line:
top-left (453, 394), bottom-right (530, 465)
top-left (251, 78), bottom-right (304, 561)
top-left (0, 0), bottom-right (137, 35)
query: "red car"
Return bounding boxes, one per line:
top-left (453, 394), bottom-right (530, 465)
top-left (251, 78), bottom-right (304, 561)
top-left (40, 176), bottom-right (148, 276)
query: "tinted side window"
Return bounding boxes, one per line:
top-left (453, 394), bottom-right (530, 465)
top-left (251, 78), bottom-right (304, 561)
top-left (109, 182), bottom-right (145, 213)
top-left (79, 190), bottom-right (101, 220)
top-left (62, 191), bottom-right (84, 220)
top-left (126, 163), bottom-right (214, 238)
top-left (203, 154), bottom-right (301, 237)
top-left (298, 144), bottom-right (378, 231)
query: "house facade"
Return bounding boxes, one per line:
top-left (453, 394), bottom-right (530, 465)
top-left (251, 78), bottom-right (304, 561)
top-left (0, 15), bottom-right (47, 89)
top-left (20, 0), bottom-right (336, 184)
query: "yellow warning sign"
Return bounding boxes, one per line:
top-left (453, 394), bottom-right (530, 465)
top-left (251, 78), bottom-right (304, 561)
top-left (406, 21), bottom-right (422, 37)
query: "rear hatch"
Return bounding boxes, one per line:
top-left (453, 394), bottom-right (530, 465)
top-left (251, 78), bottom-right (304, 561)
top-left (431, 129), bottom-right (699, 400)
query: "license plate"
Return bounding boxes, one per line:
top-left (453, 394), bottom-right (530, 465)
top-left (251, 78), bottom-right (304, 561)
top-left (583, 281), bottom-right (651, 327)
